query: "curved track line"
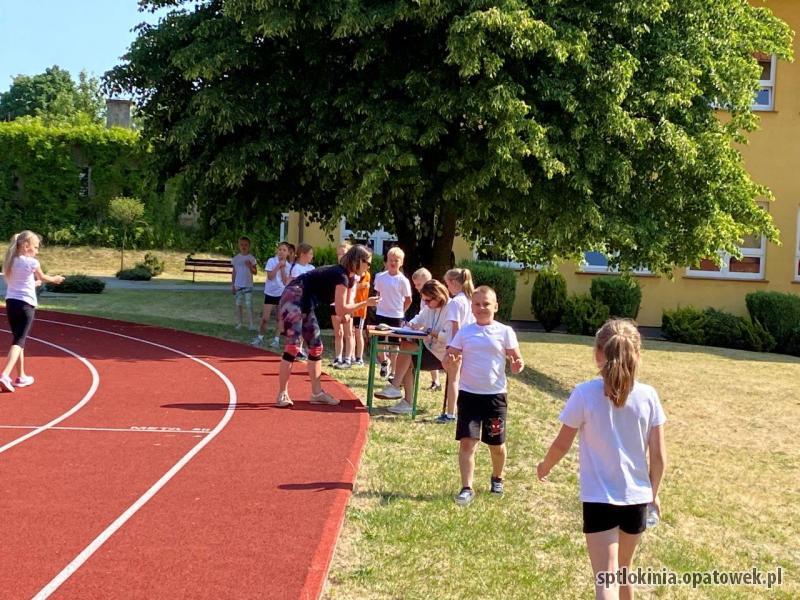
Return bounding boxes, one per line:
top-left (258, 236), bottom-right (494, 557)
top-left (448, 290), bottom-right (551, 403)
top-left (0, 329), bottom-right (99, 455)
top-left (28, 316), bottom-right (237, 599)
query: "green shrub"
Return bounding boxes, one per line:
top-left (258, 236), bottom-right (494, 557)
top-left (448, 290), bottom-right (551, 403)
top-left (745, 291), bottom-right (800, 352)
top-left (531, 269), bottom-right (567, 331)
top-left (590, 276), bottom-right (642, 319)
top-left (783, 326), bottom-right (800, 357)
top-left (371, 254), bottom-right (384, 277)
top-left (117, 266), bottom-right (152, 281)
top-left (138, 252), bottom-right (165, 277)
top-left (702, 308), bottom-right (774, 352)
top-left (46, 274), bottom-right (105, 294)
top-left (458, 260), bottom-right (517, 322)
top-left (564, 293), bottom-right (610, 336)
top-left (312, 246), bottom-right (339, 267)
top-left (662, 307), bottom-right (707, 345)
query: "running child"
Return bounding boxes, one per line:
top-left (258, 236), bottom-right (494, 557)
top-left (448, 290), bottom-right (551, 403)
top-left (536, 319), bottom-right (667, 600)
top-left (231, 236), bottom-right (258, 330)
top-left (275, 245), bottom-right (378, 407)
top-left (373, 246), bottom-right (412, 378)
top-left (444, 286), bottom-right (524, 505)
top-left (437, 267), bottom-right (476, 423)
top-left (1, 231), bottom-right (65, 392)
top-left (253, 241), bottom-right (292, 347)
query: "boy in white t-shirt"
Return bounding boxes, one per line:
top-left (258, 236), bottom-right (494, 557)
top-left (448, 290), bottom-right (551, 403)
top-left (373, 246), bottom-right (412, 378)
top-left (536, 319), bottom-right (667, 600)
top-left (231, 236), bottom-right (258, 330)
top-left (444, 286), bottom-right (524, 506)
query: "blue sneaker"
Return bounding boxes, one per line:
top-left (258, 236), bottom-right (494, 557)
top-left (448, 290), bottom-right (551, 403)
top-left (435, 413), bottom-right (455, 424)
top-left (490, 476), bottom-right (504, 495)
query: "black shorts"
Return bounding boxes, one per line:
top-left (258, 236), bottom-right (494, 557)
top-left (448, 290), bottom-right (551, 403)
top-left (413, 346), bottom-right (443, 372)
top-left (375, 315), bottom-right (403, 327)
top-left (455, 391), bottom-right (507, 445)
top-left (352, 315), bottom-right (364, 328)
top-left (264, 294), bottom-right (281, 306)
top-left (5, 298), bottom-right (36, 348)
top-left (582, 502), bottom-right (648, 534)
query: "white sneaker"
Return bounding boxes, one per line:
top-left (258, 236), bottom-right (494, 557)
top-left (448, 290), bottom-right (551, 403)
top-left (251, 335), bottom-right (264, 346)
top-left (387, 399), bottom-right (412, 414)
top-left (270, 337), bottom-right (280, 348)
top-left (310, 390), bottom-right (340, 406)
top-left (14, 375), bottom-right (34, 388)
top-left (334, 360), bottom-right (352, 370)
top-left (275, 391), bottom-right (293, 408)
top-left (375, 385), bottom-right (402, 400)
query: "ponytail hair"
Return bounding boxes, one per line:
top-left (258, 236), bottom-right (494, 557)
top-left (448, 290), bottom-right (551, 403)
top-left (3, 230), bottom-right (39, 279)
top-left (595, 318), bottom-right (641, 407)
top-left (444, 267), bottom-right (474, 298)
top-left (340, 244), bottom-right (372, 277)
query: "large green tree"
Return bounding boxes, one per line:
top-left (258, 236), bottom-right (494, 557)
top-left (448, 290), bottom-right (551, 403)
top-left (107, 0), bottom-right (792, 276)
top-left (1, 66), bottom-right (104, 124)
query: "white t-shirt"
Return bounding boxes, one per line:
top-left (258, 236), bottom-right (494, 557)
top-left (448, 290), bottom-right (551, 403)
top-left (263, 256), bottom-right (290, 296)
top-left (408, 300), bottom-right (449, 359)
top-left (288, 262), bottom-right (315, 280)
top-left (5, 255), bottom-right (39, 307)
top-left (448, 321), bottom-right (519, 394)
top-left (231, 254), bottom-right (257, 289)
top-left (441, 292), bottom-right (476, 346)
top-left (373, 271), bottom-right (412, 319)
top-left (559, 378), bottom-right (667, 505)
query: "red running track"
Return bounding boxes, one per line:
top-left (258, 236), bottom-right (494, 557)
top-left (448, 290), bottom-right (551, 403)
top-left (0, 310), bottom-right (369, 599)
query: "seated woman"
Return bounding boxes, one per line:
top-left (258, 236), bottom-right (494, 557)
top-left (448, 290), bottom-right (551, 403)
top-left (375, 279), bottom-right (450, 414)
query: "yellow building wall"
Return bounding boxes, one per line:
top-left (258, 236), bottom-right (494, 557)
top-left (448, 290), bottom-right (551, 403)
top-left (286, 0), bottom-right (800, 327)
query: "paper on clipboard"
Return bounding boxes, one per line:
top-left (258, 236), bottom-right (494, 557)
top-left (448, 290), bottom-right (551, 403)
top-left (391, 327), bottom-right (427, 337)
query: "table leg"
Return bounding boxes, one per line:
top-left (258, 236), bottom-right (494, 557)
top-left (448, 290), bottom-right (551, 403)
top-left (411, 339), bottom-right (423, 419)
top-left (366, 334), bottom-right (378, 414)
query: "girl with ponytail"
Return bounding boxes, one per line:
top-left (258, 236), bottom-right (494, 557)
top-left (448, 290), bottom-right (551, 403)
top-left (1, 231), bottom-right (64, 392)
top-left (536, 319), bottom-right (667, 599)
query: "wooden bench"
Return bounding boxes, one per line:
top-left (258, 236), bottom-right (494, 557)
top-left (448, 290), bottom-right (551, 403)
top-left (184, 256), bottom-right (233, 282)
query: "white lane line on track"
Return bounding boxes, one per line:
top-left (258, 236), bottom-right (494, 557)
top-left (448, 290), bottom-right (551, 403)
top-left (0, 425), bottom-right (211, 435)
top-left (0, 329), bottom-right (99, 455)
top-left (29, 317), bottom-right (237, 599)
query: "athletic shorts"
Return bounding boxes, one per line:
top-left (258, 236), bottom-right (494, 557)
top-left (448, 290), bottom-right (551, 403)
top-left (353, 316), bottom-right (364, 329)
top-left (455, 391), bottom-right (507, 445)
top-left (278, 284), bottom-right (322, 350)
top-left (235, 286), bottom-right (253, 307)
top-left (5, 298), bottom-right (36, 348)
top-left (412, 346), bottom-right (443, 372)
top-left (263, 293), bottom-right (281, 306)
top-left (582, 502), bottom-right (648, 535)
top-left (375, 314), bottom-right (403, 346)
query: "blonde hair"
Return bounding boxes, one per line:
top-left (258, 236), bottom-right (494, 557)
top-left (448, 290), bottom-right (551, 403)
top-left (340, 244), bottom-right (372, 275)
top-left (473, 285), bottom-right (497, 303)
top-left (444, 267), bottom-right (474, 298)
top-left (412, 267), bottom-right (432, 282)
top-left (3, 230), bottom-right (40, 279)
top-left (595, 319), bottom-right (641, 408)
top-left (386, 246), bottom-right (405, 262)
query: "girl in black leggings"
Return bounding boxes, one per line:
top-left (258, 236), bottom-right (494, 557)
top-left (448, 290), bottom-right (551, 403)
top-left (1, 231), bottom-right (64, 392)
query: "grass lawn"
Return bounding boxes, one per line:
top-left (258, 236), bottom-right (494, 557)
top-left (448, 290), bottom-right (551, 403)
top-left (32, 288), bottom-right (800, 599)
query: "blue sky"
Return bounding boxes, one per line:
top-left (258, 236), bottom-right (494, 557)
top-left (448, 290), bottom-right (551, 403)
top-left (0, 1), bottom-right (168, 92)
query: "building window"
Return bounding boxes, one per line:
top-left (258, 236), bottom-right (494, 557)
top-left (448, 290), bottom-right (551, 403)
top-left (78, 167), bottom-right (91, 198)
top-left (579, 251), bottom-right (651, 275)
top-left (686, 234), bottom-right (766, 280)
top-left (279, 212), bottom-right (289, 242)
top-left (753, 53), bottom-right (777, 111)
top-left (341, 217), bottom-right (397, 257)
top-left (795, 209), bottom-right (800, 281)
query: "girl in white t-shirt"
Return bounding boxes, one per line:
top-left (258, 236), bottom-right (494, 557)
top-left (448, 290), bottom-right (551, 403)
top-left (437, 267), bottom-right (476, 423)
top-left (537, 319), bottom-right (667, 600)
top-left (1, 231), bottom-right (64, 392)
top-left (253, 241), bottom-right (292, 347)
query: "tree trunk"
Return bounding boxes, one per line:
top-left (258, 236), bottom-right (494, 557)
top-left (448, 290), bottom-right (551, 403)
top-left (120, 229), bottom-right (125, 272)
top-left (429, 206), bottom-right (458, 281)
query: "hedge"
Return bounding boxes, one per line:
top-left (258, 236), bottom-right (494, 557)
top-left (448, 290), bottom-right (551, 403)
top-left (662, 306), bottom-right (775, 353)
top-left (590, 276), bottom-right (642, 319)
top-left (531, 269), bottom-right (567, 331)
top-left (745, 291), bottom-right (800, 354)
top-left (45, 274), bottom-right (105, 294)
top-left (458, 260), bottom-right (517, 322)
top-left (564, 294), bottom-right (610, 336)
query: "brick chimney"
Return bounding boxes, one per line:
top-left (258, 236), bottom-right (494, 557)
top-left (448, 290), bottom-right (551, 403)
top-left (106, 98), bottom-right (133, 129)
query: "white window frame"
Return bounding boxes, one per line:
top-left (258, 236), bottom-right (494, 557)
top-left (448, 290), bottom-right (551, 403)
top-left (795, 208), bottom-right (800, 281)
top-left (340, 217), bottom-right (396, 256)
top-left (578, 251), bottom-right (651, 275)
top-left (685, 238), bottom-right (766, 280)
top-left (279, 212), bottom-right (289, 242)
top-left (753, 53), bottom-right (777, 111)
top-left (471, 247), bottom-right (525, 271)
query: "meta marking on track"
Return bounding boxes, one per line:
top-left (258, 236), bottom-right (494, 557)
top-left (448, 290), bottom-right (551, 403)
top-left (0, 425), bottom-right (212, 435)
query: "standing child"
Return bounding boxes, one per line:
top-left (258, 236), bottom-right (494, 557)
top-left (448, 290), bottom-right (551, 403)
top-left (349, 266), bottom-right (371, 367)
top-left (437, 267), bottom-right (476, 423)
top-left (373, 246), bottom-right (412, 378)
top-left (536, 319), bottom-right (667, 600)
top-left (330, 241), bottom-right (352, 367)
top-left (1, 231), bottom-right (64, 392)
top-left (231, 236), bottom-right (258, 330)
top-left (253, 241), bottom-right (292, 347)
top-left (444, 286), bottom-right (524, 505)
top-left (286, 243), bottom-right (315, 360)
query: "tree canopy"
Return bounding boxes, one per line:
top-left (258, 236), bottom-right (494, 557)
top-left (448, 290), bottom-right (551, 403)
top-left (107, 0), bottom-right (792, 275)
top-left (1, 66), bottom-right (105, 125)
